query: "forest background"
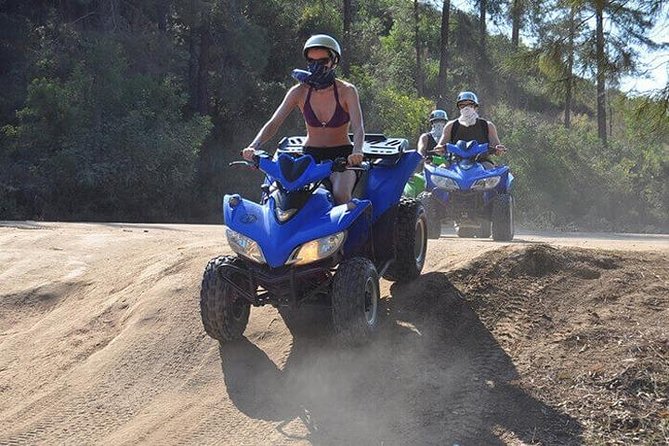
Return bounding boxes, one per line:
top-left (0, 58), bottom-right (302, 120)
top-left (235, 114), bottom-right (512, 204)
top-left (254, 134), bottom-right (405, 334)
top-left (1, 0), bottom-right (668, 231)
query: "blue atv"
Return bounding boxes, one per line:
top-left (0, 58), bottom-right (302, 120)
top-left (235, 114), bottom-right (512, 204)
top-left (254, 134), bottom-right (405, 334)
top-left (200, 134), bottom-right (428, 346)
top-left (418, 140), bottom-right (514, 241)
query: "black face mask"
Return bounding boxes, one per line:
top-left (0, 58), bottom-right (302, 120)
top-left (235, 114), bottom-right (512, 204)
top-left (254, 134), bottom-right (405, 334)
top-left (291, 61), bottom-right (336, 90)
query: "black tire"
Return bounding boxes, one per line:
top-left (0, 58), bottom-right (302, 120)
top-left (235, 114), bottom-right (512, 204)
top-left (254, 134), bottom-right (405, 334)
top-left (200, 256), bottom-right (252, 343)
top-left (383, 198), bottom-right (428, 283)
top-left (456, 225), bottom-right (478, 238)
top-left (331, 257), bottom-right (380, 346)
top-left (492, 193), bottom-right (514, 241)
top-left (418, 191), bottom-right (441, 239)
top-left (479, 221), bottom-right (492, 238)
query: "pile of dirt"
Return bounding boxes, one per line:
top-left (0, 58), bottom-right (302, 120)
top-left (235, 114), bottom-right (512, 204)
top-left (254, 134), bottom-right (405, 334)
top-left (448, 244), bottom-right (669, 444)
top-left (1, 224), bottom-right (666, 445)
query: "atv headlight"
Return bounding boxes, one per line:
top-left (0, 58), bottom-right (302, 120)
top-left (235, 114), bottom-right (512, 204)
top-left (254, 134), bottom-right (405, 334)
top-left (290, 232), bottom-right (346, 266)
top-left (226, 228), bottom-right (266, 264)
top-left (275, 207), bottom-right (297, 222)
top-left (431, 175), bottom-right (459, 190)
top-left (471, 176), bottom-right (501, 190)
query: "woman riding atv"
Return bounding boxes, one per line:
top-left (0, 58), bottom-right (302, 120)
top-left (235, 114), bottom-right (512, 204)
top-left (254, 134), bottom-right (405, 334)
top-left (242, 34), bottom-right (365, 208)
top-left (434, 91), bottom-right (507, 168)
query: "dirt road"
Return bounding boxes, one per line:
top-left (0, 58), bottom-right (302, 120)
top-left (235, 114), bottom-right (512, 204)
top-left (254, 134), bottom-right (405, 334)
top-left (1, 222), bottom-right (667, 445)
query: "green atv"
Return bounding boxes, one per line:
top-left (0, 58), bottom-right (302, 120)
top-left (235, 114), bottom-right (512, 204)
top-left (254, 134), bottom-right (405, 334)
top-left (403, 155), bottom-right (447, 198)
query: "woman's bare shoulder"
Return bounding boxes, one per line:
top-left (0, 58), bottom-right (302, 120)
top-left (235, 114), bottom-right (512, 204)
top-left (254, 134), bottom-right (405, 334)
top-left (336, 79), bottom-right (358, 91)
top-left (288, 83), bottom-right (309, 95)
top-left (336, 80), bottom-right (360, 102)
top-left (286, 83), bottom-right (309, 102)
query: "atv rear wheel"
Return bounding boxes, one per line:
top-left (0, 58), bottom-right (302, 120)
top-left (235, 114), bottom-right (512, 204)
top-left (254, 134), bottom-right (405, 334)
top-left (331, 257), bottom-right (380, 346)
top-left (418, 192), bottom-right (441, 239)
top-left (456, 225), bottom-right (478, 238)
top-left (492, 193), bottom-right (514, 241)
top-left (383, 198), bottom-right (427, 283)
top-left (479, 221), bottom-right (492, 238)
top-left (200, 256), bottom-right (252, 343)
top-left (457, 222), bottom-right (491, 238)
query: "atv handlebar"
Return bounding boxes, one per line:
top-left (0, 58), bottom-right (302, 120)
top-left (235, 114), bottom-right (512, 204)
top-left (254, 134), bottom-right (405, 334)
top-left (425, 149), bottom-right (491, 162)
top-left (230, 152), bottom-right (369, 172)
top-left (332, 157), bottom-right (370, 172)
top-left (229, 160), bottom-right (256, 168)
top-left (230, 150), bottom-right (271, 168)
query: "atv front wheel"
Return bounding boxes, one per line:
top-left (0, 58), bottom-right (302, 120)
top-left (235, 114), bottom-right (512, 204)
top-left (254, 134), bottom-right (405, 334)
top-left (492, 193), bottom-right (514, 241)
top-left (418, 192), bottom-right (441, 239)
top-left (383, 198), bottom-right (427, 283)
top-left (200, 256), bottom-right (252, 343)
top-left (331, 257), bottom-right (380, 346)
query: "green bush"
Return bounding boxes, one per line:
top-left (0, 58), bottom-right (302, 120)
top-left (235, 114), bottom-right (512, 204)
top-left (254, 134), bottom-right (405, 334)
top-left (1, 39), bottom-right (211, 221)
top-left (488, 104), bottom-right (668, 231)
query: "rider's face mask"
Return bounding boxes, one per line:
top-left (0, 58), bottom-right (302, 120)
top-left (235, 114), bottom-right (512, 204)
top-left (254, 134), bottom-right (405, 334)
top-left (460, 106), bottom-right (477, 120)
top-left (291, 58), bottom-right (336, 90)
top-left (431, 121), bottom-right (446, 137)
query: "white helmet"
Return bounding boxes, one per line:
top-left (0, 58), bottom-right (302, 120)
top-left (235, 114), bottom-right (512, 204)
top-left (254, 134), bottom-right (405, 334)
top-left (303, 34), bottom-right (342, 64)
top-left (456, 91), bottom-right (479, 107)
top-left (429, 109), bottom-right (448, 122)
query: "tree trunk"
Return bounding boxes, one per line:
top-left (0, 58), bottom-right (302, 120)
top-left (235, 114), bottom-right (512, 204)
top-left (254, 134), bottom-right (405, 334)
top-left (564, 6), bottom-right (575, 128)
top-left (595, 0), bottom-right (607, 145)
top-left (158, 2), bottom-right (168, 32)
top-left (342, 0), bottom-right (352, 76)
top-left (414, 0), bottom-right (423, 95)
top-left (511, 0), bottom-right (522, 48)
top-left (437, 0), bottom-right (451, 109)
top-left (479, 0), bottom-right (487, 51)
top-left (196, 24), bottom-right (211, 115)
top-left (188, 24), bottom-right (199, 112)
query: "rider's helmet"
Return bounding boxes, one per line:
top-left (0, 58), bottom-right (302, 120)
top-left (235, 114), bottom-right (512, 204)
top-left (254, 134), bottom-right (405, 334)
top-left (429, 109), bottom-right (448, 123)
top-left (303, 34), bottom-right (342, 65)
top-left (456, 91), bottom-right (479, 107)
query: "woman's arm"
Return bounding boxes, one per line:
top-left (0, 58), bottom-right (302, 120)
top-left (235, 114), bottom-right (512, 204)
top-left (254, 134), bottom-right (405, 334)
top-left (417, 133), bottom-right (429, 157)
top-left (434, 120), bottom-right (455, 153)
top-left (487, 121), bottom-right (507, 155)
top-left (242, 85), bottom-right (301, 159)
top-left (345, 84), bottom-right (365, 165)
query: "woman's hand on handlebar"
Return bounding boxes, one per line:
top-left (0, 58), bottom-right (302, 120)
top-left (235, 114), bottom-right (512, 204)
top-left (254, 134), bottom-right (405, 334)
top-left (493, 144), bottom-right (507, 155)
top-left (432, 145), bottom-right (445, 156)
top-left (347, 152), bottom-right (363, 166)
top-left (241, 147), bottom-right (256, 161)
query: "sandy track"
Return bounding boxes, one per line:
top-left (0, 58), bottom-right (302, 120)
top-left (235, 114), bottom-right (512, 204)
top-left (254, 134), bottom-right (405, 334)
top-left (0, 222), bottom-right (667, 445)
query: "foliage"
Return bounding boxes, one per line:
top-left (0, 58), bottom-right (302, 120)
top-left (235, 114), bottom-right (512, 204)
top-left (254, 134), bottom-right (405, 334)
top-left (374, 87), bottom-right (434, 144)
top-left (1, 34), bottom-right (211, 221)
top-left (0, 0), bottom-right (666, 231)
top-left (490, 103), bottom-right (668, 230)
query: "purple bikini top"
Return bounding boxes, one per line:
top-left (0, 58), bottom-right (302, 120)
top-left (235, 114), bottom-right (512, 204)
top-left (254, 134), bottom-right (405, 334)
top-left (303, 82), bottom-right (351, 128)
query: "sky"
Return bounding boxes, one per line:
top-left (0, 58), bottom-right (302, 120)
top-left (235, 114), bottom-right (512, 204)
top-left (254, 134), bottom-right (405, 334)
top-left (446, 0), bottom-right (669, 96)
top-left (618, 21), bottom-right (669, 96)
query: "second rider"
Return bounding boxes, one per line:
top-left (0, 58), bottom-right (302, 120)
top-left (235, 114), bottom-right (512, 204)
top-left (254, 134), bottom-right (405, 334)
top-left (434, 91), bottom-right (507, 168)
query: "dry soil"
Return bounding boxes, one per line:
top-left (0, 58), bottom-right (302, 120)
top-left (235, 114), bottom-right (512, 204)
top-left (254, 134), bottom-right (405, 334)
top-left (0, 222), bottom-right (667, 445)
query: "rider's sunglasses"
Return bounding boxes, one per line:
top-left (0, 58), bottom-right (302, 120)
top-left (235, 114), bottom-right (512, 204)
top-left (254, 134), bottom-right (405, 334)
top-left (458, 102), bottom-right (476, 109)
top-left (306, 57), bottom-right (331, 65)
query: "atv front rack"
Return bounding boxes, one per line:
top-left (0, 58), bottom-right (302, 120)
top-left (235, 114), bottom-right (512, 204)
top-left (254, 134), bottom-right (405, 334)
top-left (277, 134), bottom-right (409, 159)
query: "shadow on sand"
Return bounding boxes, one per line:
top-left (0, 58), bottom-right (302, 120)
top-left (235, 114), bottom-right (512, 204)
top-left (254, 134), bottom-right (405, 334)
top-left (219, 272), bottom-right (583, 445)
